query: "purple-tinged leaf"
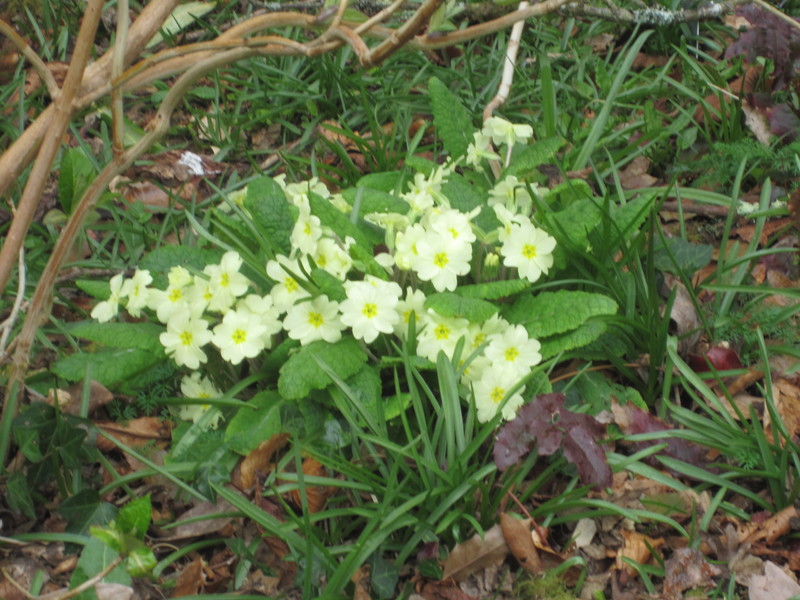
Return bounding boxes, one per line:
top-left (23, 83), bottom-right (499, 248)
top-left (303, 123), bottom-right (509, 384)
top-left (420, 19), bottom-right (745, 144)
top-left (494, 393), bottom-right (611, 487)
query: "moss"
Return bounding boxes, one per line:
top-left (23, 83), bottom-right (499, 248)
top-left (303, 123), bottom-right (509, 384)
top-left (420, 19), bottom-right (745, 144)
top-left (516, 571), bottom-right (578, 600)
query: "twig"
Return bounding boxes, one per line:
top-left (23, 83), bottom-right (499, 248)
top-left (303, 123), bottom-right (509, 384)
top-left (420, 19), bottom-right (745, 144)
top-left (484, 0), bottom-right (529, 174)
top-left (363, 0), bottom-right (445, 66)
top-left (558, 0), bottom-right (735, 23)
top-left (111, 0), bottom-right (130, 156)
top-left (354, 0), bottom-right (406, 34)
top-left (0, 247), bottom-right (25, 358)
top-left (0, 0), bottom-right (104, 317)
top-left (0, 20), bottom-right (60, 99)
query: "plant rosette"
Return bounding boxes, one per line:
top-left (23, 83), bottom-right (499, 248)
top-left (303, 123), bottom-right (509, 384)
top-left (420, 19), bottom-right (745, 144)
top-left (90, 115), bottom-right (562, 426)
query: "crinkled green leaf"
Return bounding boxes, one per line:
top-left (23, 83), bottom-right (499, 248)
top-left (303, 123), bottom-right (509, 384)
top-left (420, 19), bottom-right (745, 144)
top-left (225, 391), bottom-right (284, 455)
top-left (539, 320), bottom-right (608, 359)
top-left (245, 176), bottom-right (295, 256)
top-left (455, 280), bottom-right (531, 300)
top-left (279, 338), bottom-right (367, 400)
top-left (75, 279), bottom-right (112, 300)
top-left (502, 137), bottom-right (565, 178)
top-left (425, 292), bottom-right (497, 322)
top-left (141, 245), bottom-right (220, 289)
top-left (356, 171), bottom-right (403, 192)
top-left (548, 198), bottom-right (603, 255)
top-left (309, 191), bottom-right (379, 250)
top-left (342, 187), bottom-right (409, 215)
top-left (429, 77), bottom-right (473, 159)
top-left (607, 194), bottom-right (654, 240)
top-left (69, 321), bottom-right (165, 353)
top-left (52, 348), bottom-right (163, 387)
top-left (504, 290), bottom-right (617, 338)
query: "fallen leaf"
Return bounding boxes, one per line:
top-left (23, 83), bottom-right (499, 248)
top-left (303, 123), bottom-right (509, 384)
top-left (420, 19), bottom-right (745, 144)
top-left (615, 529), bottom-right (663, 576)
top-left (352, 564), bottom-right (372, 600)
top-left (618, 156), bottom-right (658, 190)
top-left (157, 498), bottom-right (237, 541)
top-left (499, 513), bottom-right (542, 574)
top-left (286, 457), bottom-right (329, 514)
top-left (662, 547), bottom-right (721, 600)
top-left (748, 560), bottom-right (800, 600)
top-left (94, 583), bottom-right (135, 600)
top-left (442, 524), bottom-right (508, 582)
top-left (232, 433), bottom-right (289, 491)
top-left (738, 505), bottom-right (799, 545)
top-left (95, 417), bottom-right (171, 452)
top-left (571, 518), bottom-right (597, 549)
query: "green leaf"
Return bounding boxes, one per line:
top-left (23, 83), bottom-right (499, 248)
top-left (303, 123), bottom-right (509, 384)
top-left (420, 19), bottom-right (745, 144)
top-left (141, 245), bottom-right (220, 289)
top-left (69, 321), bottom-right (165, 353)
top-left (245, 176), bottom-right (295, 256)
top-left (356, 171), bottom-right (403, 192)
top-left (345, 364), bottom-right (383, 424)
top-left (310, 268), bottom-right (346, 302)
top-left (90, 525), bottom-right (125, 552)
top-left (440, 174), bottom-right (496, 233)
top-left (147, 1), bottom-right (216, 47)
top-left (540, 320), bottom-right (608, 359)
top-left (428, 77), bottom-right (474, 159)
top-left (52, 348), bottom-right (164, 387)
top-left (455, 280), bottom-right (531, 300)
top-left (126, 546), bottom-right (157, 577)
top-left (75, 279), bottom-right (112, 300)
top-left (70, 538), bottom-right (130, 600)
top-left (504, 290), bottom-right (618, 338)
top-left (309, 191), bottom-right (379, 250)
top-left (60, 490), bottom-right (117, 536)
top-left (547, 198), bottom-right (603, 251)
top-left (342, 186), bottom-right (409, 215)
top-left (607, 194), bottom-right (654, 241)
top-left (502, 137), bottom-right (565, 178)
top-left (425, 292), bottom-right (497, 322)
top-left (116, 494), bottom-right (151, 539)
top-left (7, 471), bottom-right (35, 518)
top-left (279, 338), bottom-right (368, 400)
top-left (58, 147), bottom-right (95, 214)
top-left (653, 236), bottom-right (713, 275)
top-left (225, 391), bottom-right (284, 455)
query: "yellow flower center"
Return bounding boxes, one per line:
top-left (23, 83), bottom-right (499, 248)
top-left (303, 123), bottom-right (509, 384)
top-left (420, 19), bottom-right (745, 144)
top-left (232, 329), bottom-right (247, 344)
top-left (304, 222), bottom-right (312, 235)
top-left (168, 288), bottom-right (183, 302)
top-left (504, 347), bottom-right (519, 362)
top-left (308, 312), bottom-right (324, 328)
top-left (220, 273), bottom-right (230, 288)
top-left (522, 244), bottom-right (537, 259)
top-left (490, 387), bottom-right (505, 404)
top-left (434, 252), bottom-right (449, 268)
top-left (449, 227), bottom-right (459, 238)
top-left (285, 277), bottom-right (299, 293)
top-left (180, 331), bottom-right (193, 346)
top-left (434, 324), bottom-right (451, 340)
top-left (362, 303), bottom-right (378, 319)
top-left (317, 254), bottom-right (327, 267)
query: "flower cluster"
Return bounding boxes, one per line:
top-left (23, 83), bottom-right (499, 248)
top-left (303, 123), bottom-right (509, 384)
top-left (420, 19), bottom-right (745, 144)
top-left (92, 117), bottom-right (555, 423)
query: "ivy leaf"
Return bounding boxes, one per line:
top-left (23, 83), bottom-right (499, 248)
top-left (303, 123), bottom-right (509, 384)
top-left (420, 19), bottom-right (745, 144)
top-left (494, 393), bottom-right (611, 488)
top-left (245, 175), bottom-right (295, 256)
top-left (504, 290), bottom-right (617, 339)
top-left (425, 292), bottom-right (497, 322)
top-left (279, 339), bottom-right (367, 400)
top-left (653, 236), bottom-right (713, 275)
top-left (428, 77), bottom-right (473, 159)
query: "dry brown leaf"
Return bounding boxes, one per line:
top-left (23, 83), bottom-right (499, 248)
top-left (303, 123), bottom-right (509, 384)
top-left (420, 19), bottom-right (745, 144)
top-left (615, 529), bottom-right (663, 576)
top-left (748, 560), bottom-right (800, 600)
top-left (420, 580), bottom-right (478, 600)
top-left (173, 556), bottom-right (205, 597)
top-left (286, 457), bottom-right (329, 514)
top-left (232, 433), bottom-right (289, 491)
top-left (352, 564), bottom-right (373, 600)
top-left (662, 548), bottom-right (721, 600)
top-left (95, 417), bottom-right (171, 452)
top-left (499, 513), bottom-right (543, 574)
top-left (774, 378), bottom-right (800, 443)
top-left (442, 524), bottom-right (508, 582)
top-left (739, 505), bottom-right (800, 545)
top-left (94, 583), bottom-right (135, 600)
top-left (618, 156), bottom-right (658, 190)
top-left (157, 498), bottom-right (237, 541)
top-left (44, 380), bottom-right (113, 415)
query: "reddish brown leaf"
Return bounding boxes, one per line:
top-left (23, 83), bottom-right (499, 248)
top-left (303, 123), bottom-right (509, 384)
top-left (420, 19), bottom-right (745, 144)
top-left (231, 433), bottom-right (289, 491)
top-left (285, 457), bottom-right (329, 514)
top-left (95, 417), bottom-right (171, 452)
top-left (663, 548), bottom-right (721, 600)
